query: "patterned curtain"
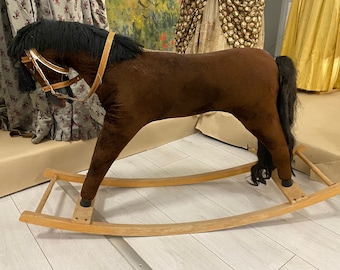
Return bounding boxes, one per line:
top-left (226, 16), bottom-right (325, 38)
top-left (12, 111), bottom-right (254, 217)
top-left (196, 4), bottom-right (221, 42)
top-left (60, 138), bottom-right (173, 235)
top-left (0, 0), bottom-right (107, 143)
top-left (175, 0), bottom-right (265, 54)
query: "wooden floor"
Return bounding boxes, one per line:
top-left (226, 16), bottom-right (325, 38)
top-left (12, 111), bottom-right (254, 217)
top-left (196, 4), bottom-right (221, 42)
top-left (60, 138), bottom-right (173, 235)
top-left (2, 133), bottom-right (340, 270)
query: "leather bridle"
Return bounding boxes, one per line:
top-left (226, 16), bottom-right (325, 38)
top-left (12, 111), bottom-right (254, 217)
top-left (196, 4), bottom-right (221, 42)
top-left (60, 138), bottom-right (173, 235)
top-left (21, 31), bottom-right (115, 102)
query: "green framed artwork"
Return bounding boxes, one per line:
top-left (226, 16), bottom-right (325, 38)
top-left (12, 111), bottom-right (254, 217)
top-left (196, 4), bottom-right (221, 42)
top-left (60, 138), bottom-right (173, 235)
top-left (106, 0), bottom-right (180, 51)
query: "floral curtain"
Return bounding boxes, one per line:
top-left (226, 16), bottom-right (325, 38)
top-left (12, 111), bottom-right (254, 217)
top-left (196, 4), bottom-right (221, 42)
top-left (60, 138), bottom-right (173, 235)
top-left (0, 0), bottom-right (107, 143)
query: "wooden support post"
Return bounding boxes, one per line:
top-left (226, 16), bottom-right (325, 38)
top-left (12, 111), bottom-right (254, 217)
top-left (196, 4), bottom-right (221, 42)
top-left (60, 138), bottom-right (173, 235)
top-left (272, 169), bottom-right (307, 203)
top-left (71, 195), bottom-right (95, 225)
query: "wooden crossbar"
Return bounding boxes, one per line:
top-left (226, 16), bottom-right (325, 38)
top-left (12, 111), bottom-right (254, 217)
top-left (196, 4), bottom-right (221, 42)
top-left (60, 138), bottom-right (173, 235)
top-left (35, 174), bottom-right (57, 214)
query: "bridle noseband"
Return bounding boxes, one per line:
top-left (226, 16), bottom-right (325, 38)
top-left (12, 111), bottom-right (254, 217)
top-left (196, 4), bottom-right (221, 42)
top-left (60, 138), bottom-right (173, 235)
top-left (21, 31), bottom-right (115, 102)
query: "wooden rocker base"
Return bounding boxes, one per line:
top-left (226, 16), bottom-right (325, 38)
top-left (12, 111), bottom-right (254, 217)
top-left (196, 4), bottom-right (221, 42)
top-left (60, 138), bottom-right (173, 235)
top-left (20, 146), bottom-right (340, 236)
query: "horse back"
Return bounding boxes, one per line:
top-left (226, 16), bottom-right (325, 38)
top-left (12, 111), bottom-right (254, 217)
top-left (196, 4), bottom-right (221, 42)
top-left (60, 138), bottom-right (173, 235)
top-left (102, 48), bottom-right (279, 121)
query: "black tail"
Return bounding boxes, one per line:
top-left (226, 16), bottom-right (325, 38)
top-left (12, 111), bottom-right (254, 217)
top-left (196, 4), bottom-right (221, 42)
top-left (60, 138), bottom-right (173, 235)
top-left (250, 56), bottom-right (297, 185)
top-left (276, 56), bottom-right (297, 161)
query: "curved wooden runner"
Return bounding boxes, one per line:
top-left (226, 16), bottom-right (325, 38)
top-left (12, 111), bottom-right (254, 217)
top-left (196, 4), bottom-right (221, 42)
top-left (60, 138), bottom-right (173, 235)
top-left (42, 162), bottom-right (256, 187)
top-left (19, 148), bottom-right (340, 236)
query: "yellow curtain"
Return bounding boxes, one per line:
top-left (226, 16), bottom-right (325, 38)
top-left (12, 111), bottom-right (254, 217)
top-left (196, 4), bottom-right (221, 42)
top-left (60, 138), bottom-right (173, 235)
top-left (281, 0), bottom-right (340, 92)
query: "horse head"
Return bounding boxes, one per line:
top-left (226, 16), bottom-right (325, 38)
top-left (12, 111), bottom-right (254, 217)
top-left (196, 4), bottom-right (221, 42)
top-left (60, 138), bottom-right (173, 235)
top-left (19, 47), bottom-right (79, 107)
top-left (9, 40), bottom-right (76, 107)
top-left (8, 25), bottom-right (78, 107)
top-left (8, 20), bottom-right (143, 107)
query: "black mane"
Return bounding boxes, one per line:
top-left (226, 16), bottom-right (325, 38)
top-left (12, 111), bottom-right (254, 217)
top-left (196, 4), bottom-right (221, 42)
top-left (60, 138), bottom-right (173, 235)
top-left (8, 20), bottom-right (144, 63)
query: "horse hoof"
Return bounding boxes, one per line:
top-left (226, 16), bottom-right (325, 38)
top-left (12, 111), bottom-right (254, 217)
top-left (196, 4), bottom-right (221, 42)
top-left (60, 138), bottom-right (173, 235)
top-left (281, 179), bottom-right (293, 187)
top-left (80, 198), bottom-right (92, 207)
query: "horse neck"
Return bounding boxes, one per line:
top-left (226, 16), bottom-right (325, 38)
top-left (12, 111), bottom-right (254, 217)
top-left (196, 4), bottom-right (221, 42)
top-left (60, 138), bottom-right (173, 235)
top-left (63, 51), bottom-right (100, 86)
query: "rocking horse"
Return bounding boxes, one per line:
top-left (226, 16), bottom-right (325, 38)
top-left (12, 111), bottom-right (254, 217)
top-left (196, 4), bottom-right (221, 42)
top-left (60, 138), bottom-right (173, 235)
top-left (8, 20), bottom-right (340, 236)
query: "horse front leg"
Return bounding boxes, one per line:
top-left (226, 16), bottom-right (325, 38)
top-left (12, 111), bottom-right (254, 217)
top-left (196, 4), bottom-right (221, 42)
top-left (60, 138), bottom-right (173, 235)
top-left (79, 118), bottom-right (139, 207)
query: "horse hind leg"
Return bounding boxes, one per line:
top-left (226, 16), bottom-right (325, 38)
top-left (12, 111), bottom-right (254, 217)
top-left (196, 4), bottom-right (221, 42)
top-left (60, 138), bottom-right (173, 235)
top-left (240, 114), bottom-right (293, 187)
top-left (251, 141), bottom-right (293, 187)
top-left (250, 141), bottom-right (275, 186)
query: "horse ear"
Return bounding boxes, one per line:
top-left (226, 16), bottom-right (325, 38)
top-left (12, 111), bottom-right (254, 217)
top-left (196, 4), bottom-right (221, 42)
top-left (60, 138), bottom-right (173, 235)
top-left (18, 63), bottom-right (36, 92)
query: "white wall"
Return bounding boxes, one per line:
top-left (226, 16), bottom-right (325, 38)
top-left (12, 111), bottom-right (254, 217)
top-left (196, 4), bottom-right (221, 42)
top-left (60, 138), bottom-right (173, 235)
top-left (264, 0), bottom-right (292, 56)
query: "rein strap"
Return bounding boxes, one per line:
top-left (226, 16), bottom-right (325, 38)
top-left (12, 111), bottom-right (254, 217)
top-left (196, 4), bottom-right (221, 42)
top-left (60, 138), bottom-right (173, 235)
top-left (83, 31), bottom-right (116, 101)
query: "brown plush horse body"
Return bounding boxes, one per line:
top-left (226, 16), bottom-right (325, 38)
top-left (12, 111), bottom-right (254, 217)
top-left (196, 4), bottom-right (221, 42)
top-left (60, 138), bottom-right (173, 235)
top-left (8, 20), bottom-right (297, 207)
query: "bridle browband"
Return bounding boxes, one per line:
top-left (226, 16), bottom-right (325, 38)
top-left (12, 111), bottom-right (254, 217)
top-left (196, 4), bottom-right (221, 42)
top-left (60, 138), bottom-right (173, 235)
top-left (21, 31), bottom-right (115, 102)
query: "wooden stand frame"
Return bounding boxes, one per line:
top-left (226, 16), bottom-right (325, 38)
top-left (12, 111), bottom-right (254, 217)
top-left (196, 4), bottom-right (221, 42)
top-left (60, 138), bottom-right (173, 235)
top-left (19, 146), bottom-right (340, 236)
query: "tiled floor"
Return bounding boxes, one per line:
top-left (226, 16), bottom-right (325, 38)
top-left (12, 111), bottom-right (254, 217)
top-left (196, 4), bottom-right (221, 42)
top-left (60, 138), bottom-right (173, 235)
top-left (2, 133), bottom-right (340, 270)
